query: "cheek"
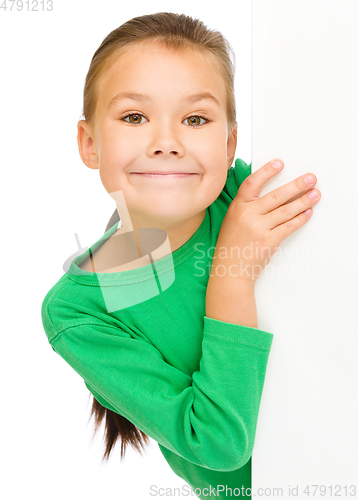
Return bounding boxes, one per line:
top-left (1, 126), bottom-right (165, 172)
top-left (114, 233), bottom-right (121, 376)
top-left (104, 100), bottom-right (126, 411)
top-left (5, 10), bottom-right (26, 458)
top-left (194, 128), bottom-right (228, 163)
top-left (101, 126), bottom-right (137, 163)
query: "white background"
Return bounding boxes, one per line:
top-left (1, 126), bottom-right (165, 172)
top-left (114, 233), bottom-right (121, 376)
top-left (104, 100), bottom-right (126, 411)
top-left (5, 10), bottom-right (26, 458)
top-left (252, 0), bottom-right (358, 497)
top-left (3, 1), bottom-right (356, 499)
top-left (0, 1), bottom-right (252, 499)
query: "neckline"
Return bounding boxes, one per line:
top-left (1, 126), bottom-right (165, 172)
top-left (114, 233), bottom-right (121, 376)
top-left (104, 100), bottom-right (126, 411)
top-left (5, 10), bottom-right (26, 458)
top-left (67, 206), bottom-right (210, 286)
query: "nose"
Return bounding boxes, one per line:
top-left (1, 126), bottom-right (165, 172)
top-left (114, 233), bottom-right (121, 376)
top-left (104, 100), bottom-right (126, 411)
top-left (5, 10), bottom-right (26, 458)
top-left (148, 122), bottom-right (184, 158)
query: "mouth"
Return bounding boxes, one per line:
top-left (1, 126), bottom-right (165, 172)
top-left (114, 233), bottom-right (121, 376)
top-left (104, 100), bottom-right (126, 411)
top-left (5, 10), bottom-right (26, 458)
top-left (130, 172), bottom-right (198, 178)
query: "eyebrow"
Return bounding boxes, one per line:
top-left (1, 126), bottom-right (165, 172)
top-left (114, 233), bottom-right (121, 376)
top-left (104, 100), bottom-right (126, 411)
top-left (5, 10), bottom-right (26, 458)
top-left (107, 91), bottom-right (221, 110)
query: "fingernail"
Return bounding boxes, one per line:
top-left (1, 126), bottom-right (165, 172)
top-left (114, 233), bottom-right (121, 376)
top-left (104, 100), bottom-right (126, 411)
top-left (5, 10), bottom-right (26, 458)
top-left (272, 160), bottom-right (282, 169)
top-left (305, 174), bottom-right (314, 184)
top-left (308, 190), bottom-right (318, 199)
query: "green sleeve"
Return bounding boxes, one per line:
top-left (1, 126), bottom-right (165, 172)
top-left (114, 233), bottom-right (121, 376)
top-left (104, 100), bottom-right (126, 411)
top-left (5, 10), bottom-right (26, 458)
top-left (49, 317), bottom-right (273, 472)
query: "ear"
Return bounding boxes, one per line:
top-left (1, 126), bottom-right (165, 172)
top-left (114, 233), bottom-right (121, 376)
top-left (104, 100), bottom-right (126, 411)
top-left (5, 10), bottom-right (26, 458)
top-left (227, 125), bottom-right (238, 169)
top-left (77, 120), bottom-right (99, 170)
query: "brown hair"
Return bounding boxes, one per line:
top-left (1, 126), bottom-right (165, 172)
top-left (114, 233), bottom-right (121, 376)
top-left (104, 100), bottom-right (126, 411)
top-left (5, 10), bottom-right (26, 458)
top-left (83, 11), bottom-right (237, 462)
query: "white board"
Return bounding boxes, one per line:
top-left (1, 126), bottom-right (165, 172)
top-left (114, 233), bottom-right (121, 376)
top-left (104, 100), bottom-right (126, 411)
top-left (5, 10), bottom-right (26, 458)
top-left (252, 0), bottom-right (358, 496)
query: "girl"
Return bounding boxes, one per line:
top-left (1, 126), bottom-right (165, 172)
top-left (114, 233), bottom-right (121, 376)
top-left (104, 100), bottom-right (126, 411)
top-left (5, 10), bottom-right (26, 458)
top-left (41, 12), bottom-right (321, 499)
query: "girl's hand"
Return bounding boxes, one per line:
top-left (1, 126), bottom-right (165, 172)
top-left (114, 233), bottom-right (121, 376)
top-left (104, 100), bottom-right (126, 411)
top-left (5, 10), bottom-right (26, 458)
top-left (214, 159), bottom-right (321, 282)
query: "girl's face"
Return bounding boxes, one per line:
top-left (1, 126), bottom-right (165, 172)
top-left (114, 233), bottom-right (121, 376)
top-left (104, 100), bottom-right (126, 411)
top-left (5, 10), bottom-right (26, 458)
top-left (78, 42), bottom-right (237, 227)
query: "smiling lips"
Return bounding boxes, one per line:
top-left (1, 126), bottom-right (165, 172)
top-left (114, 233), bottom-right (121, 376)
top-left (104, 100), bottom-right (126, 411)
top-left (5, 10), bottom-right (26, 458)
top-left (130, 172), bottom-right (198, 178)
top-left (131, 171), bottom-right (197, 174)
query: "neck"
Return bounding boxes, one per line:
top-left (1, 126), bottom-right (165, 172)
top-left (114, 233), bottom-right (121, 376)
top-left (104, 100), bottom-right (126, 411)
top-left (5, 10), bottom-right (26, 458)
top-left (115, 203), bottom-right (206, 256)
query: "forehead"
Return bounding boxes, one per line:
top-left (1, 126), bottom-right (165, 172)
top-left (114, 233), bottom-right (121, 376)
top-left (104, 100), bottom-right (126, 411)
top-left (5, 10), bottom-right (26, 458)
top-left (96, 41), bottom-right (227, 109)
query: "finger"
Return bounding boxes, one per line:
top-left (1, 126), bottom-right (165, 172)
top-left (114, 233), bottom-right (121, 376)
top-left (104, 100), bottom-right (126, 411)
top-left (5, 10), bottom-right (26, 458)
top-left (257, 172), bottom-right (317, 215)
top-left (267, 187), bottom-right (321, 230)
top-left (236, 159), bottom-right (284, 202)
top-left (271, 205), bottom-right (314, 243)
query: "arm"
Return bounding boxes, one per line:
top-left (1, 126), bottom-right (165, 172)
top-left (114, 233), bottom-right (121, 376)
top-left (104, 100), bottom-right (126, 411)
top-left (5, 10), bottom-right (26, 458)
top-left (43, 305), bottom-right (272, 472)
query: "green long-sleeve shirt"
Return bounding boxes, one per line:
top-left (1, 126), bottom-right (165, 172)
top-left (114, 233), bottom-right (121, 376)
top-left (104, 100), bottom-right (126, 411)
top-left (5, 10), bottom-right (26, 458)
top-left (41, 158), bottom-right (274, 499)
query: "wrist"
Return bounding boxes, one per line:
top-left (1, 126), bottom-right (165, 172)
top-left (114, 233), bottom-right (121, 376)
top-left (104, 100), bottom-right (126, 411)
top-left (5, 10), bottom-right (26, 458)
top-left (209, 257), bottom-right (260, 284)
top-left (206, 271), bottom-right (258, 329)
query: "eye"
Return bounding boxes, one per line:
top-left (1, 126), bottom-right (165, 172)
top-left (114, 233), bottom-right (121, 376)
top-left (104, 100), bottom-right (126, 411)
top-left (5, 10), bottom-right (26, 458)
top-left (122, 113), bottom-right (148, 125)
top-left (184, 115), bottom-right (210, 127)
